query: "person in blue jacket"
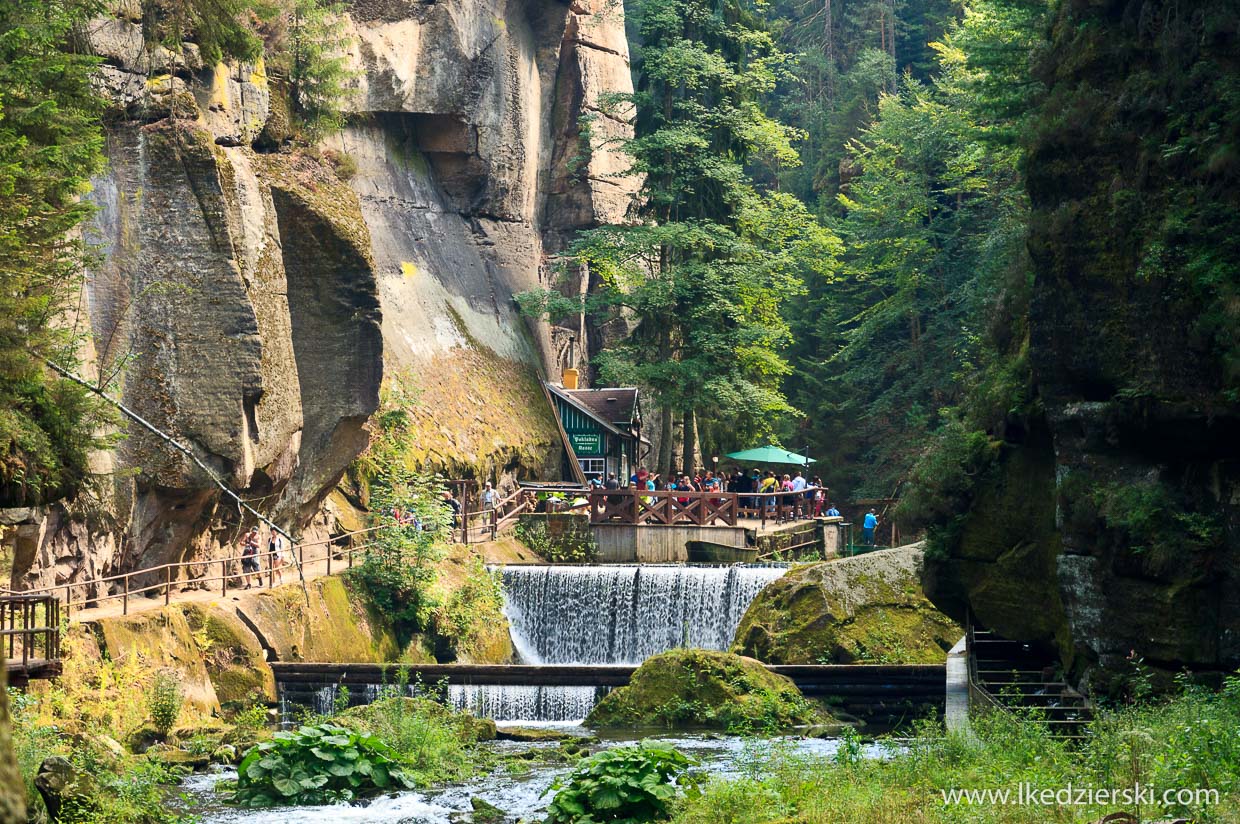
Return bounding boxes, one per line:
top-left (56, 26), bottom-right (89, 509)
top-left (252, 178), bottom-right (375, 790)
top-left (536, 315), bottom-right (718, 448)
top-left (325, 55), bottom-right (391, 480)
top-left (862, 509), bottom-right (879, 545)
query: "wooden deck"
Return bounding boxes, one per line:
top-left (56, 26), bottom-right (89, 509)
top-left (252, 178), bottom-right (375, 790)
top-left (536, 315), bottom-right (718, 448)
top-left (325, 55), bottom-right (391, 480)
top-left (2, 594), bottom-right (62, 686)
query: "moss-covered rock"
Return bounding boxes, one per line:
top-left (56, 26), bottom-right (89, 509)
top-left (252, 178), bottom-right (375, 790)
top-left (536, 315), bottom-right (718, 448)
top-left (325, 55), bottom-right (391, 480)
top-left (91, 607), bottom-right (221, 715)
top-left (181, 604), bottom-right (276, 705)
top-left (733, 545), bottom-right (961, 665)
top-left (585, 649), bottom-right (822, 730)
top-left (238, 575), bottom-right (400, 662)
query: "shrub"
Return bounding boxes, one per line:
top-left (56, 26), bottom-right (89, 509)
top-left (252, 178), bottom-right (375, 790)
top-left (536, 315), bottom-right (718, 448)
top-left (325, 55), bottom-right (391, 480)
top-left (232, 723), bottom-right (416, 806)
top-left (544, 742), bottom-right (698, 824)
top-left (335, 696), bottom-right (480, 785)
top-left (513, 516), bottom-right (598, 564)
top-left (148, 670), bottom-right (184, 735)
top-left (433, 557), bottom-right (508, 661)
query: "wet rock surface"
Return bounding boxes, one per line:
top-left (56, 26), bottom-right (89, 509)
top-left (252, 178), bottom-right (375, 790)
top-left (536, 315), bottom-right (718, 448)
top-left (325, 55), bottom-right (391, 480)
top-left (735, 545), bottom-right (960, 665)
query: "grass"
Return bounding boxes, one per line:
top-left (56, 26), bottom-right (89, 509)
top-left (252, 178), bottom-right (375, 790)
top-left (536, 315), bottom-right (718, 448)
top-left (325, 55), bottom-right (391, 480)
top-left (672, 676), bottom-right (1240, 823)
top-left (8, 688), bottom-right (193, 824)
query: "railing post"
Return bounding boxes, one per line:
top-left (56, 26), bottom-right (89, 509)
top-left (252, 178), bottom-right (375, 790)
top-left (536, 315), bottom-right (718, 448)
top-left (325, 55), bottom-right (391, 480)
top-left (327, 546), bottom-right (332, 576)
top-left (122, 575), bottom-right (129, 616)
top-left (165, 565), bottom-right (172, 606)
top-left (222, 558), bottom-right (228, 597)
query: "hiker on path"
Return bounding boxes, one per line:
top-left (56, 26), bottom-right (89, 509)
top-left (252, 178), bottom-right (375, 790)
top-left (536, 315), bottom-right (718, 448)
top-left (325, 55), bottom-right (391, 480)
top-left (241, 526), bottom-right (262, 589)
top-left (269, 529), bottom-right (290, 585)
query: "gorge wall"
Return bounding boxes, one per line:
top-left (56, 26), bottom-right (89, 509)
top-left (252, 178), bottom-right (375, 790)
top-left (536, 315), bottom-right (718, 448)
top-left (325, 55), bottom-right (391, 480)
top-left (924, 0), bottom-right (1240, 692)
top-left (3, 0), bottom-right (638, 596)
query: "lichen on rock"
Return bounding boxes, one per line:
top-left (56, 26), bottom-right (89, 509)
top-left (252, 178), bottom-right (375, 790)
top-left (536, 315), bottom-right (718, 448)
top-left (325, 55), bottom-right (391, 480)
top-left (585, 649), bottom-right (823, 731)
top-left (733, 544), bottom-right (961, 665)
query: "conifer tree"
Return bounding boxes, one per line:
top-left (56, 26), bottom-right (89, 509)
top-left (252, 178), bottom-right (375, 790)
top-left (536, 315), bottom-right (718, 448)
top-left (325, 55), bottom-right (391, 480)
top-left (0, 0), bottom-right (109, 505)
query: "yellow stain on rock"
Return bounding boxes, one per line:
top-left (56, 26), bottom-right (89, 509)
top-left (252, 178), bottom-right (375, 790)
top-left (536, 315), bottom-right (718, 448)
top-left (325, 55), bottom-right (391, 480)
top-left (401, 261), bottom-right (418, 278)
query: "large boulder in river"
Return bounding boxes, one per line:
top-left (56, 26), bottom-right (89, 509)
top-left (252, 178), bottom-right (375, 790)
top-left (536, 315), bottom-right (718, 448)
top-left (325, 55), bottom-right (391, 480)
top-left (732, 545), bottom-right (960, 664)
top-left (586, 649), bottom-right (821, 730)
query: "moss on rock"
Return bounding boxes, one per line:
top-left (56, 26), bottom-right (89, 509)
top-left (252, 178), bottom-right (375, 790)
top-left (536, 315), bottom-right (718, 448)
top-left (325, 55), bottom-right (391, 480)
top-left (585, 649), bottom-right (822, 731)
top-left (732, 545), bottom-right (961, 665)
top-left (91, 607), bottom-right (221, 715)
top-left (238, 575), bottom-right (400, 662)
top-left (181, 604), bottom-right (276, 706)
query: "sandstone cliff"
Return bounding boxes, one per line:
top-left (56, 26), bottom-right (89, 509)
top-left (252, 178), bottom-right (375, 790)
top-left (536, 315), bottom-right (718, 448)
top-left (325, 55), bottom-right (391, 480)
top-left (923, 0), bottom-right (1239, 692)
top-left (4, 0), bottom-right (638, 596)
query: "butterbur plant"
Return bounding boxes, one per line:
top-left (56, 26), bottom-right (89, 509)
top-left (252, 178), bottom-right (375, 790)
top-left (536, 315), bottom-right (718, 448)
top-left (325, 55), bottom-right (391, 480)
top-left (232, 723), bottom-right (416, 806)
top-left (544, 742), bottom-right (698, 823)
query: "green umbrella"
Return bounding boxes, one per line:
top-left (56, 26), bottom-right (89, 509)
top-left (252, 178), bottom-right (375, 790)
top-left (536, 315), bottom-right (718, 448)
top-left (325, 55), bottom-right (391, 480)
top-left (724, 445), bottom-right (815, 465)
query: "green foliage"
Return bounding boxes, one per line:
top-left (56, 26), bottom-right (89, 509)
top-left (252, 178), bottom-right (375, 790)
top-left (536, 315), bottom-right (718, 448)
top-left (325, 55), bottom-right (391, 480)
top-left (520, 0), bottom-right (841, 469)
top-left (346, 380), bottom-right (452, 644)
top-left (335, 695), bottom-right (482, 785)
top-left (1090, 479), bottom-right (1224, 558)
top-left (143, 0), bottom-right (262, 64)
top-left (895, 415), bottom-right (999, 557)
top-left (432, 557), bottom-right (509, 660)
top-left (671, 677), bottom-right (1240, 823)
top-left (232, 722), bottom-right (416, 806)
top-left (783, 0), bottom-right (1040, 500)
top-left (8, 688), bottom-right (193, 823)
top-left (544, 742), bottom-right (699, 824)
top-left (513, 518), bottom-right (599, 564)
top-left (264, 0), bottom-right (353, 139)
top-left (147, 671), bottom-right (185, 735)
top-left (0, 0), bottom-right (111, 506)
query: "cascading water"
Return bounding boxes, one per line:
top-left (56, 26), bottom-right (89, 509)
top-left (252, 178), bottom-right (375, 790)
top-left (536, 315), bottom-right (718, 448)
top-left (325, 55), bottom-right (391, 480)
top-left (276, 564), bottom-right (787, 725)
top-left (448, 685), bottom-right (601, 724)
top-left (501, 564), bottom-right (787, 665)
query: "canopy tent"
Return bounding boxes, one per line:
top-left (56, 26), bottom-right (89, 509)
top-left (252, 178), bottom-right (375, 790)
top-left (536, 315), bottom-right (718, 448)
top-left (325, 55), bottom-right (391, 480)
top-left (724, 445), bottom-right (815, 465)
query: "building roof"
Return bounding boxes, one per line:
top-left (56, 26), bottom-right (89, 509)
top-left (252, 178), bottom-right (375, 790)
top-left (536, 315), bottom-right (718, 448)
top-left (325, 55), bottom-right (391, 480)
top-left (545, 384), bottom-right (640, 440)
top-left (563, 387), bottom-right (639, 428)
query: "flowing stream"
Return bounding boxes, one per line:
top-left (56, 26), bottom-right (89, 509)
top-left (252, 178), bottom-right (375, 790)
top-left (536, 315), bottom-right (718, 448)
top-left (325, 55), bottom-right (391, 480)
top-left (282, 564), bottom-right (788, 724)
top-left (187, 734), bottom-right (882, 823)
top-left (500, 564), bottom-right (788, 665)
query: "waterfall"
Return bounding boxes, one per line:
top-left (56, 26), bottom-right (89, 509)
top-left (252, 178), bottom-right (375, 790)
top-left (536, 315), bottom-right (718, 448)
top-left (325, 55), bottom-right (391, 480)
top-left (500, 564), bottom-right (787, 665)
top-left (448, 685), bottom-right (602, 724)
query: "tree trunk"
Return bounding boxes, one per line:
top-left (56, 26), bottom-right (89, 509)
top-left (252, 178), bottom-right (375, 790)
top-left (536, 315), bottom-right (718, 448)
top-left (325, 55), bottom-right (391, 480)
top-left (657, 407), bottom-right (674, 478)
top-left (682, 411), bottom-right (697, 475)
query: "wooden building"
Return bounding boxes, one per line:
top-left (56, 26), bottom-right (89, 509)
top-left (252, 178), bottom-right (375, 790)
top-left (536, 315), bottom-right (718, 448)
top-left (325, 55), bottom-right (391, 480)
top-left (545, 382), bottom-right (645, 484)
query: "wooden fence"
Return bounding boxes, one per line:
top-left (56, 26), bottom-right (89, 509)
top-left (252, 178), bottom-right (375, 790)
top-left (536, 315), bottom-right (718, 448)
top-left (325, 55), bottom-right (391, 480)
top-left (2, 594), bottom-right (62, 682)
top-left (588, 486), bottom-right (825, 528)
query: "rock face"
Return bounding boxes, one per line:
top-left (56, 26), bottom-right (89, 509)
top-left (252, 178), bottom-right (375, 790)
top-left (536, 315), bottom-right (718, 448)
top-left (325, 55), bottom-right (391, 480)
top-left (5, 0), bottom-right (638, 593)
top-left (585, 649), bottom-right (821, 730)
top-left (734, 545), bottom-right (960, 665)
top-left (924, 0), bottom-right (1240, 691)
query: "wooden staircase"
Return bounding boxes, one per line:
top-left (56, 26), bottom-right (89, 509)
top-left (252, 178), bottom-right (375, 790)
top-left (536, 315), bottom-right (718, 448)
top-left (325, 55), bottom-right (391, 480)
top-left (968, 625), bottom-right (1092, 741)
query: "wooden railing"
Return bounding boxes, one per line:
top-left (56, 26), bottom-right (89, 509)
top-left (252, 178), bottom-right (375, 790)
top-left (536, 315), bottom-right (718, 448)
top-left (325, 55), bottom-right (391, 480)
top-left (588, 487), bottom-right (824, 528)
top-left (1, 490), bottom-right (540, 617)
top-left (1, 527), bottom-right (391, 618)
top-left (2, 594), bottom-right (61, 677)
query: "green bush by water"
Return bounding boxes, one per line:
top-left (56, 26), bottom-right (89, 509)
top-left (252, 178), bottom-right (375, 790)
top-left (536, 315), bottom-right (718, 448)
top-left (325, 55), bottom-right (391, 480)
top-left (232, 723), bottom-right (416, 806)
top-left (544, 742), bottom-right (699, 824)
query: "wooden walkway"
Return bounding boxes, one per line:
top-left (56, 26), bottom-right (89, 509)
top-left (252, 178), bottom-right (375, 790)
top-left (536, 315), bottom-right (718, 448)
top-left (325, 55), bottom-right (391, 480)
top-left (272, 662), bottom-right (946, 721)
top-left (2, 594), bottom-right (62, 686)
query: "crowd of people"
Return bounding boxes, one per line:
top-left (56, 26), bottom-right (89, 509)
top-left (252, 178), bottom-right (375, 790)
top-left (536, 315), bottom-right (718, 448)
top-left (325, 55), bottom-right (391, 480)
top-left (589, 465), bottom-right (840, 522)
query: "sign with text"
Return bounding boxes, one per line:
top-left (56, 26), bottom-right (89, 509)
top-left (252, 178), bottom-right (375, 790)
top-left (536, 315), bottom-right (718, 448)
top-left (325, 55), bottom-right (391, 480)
top-left (569, 431), bottom-right (603, 456)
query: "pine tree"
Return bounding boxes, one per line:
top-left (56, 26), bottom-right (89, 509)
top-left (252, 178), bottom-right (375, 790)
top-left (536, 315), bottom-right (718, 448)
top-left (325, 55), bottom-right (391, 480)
top-left (0, 0), bottom-right (109, 505)
top-left (522, 0), bottom-right (839, 473)
top-left (282, 0), bottom-right (351, 139)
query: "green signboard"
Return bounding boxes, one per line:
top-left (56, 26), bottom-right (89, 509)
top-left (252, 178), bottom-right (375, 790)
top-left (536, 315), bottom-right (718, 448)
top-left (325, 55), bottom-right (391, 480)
top-left (569, 431), bottom-right (603, 456)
